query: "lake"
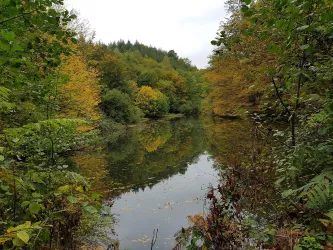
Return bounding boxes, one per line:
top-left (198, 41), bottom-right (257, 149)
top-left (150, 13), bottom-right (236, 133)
top-left (72, 117), bottom-right (254, 249)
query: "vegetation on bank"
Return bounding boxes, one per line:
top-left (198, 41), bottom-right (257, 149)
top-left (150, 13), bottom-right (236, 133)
top-left (0, 0), bottom-right (205, 249)
top-left (177, 0), bottom-right (333, 249)
top-left (0, 1), bottom-right (107, 248)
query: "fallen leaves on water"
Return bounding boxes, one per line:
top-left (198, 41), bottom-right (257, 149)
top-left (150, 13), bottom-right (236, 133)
top-left (131, 235), bottom-right (150, 243)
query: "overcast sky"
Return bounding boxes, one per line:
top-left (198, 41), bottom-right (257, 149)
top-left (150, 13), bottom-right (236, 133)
top-left (65, 0), bottom-right (228, 68)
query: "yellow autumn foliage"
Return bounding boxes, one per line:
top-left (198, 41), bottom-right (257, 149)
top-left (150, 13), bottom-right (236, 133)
top-left (136, 86), bottom-right (170, 116)
top-left (59, 49), bottom-right (101, 122)
top-left (205, 15), bottom-right (274, 117)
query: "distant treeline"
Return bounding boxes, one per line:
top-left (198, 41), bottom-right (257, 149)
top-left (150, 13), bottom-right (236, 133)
top-left (107, 40), bottom-right (195, 71)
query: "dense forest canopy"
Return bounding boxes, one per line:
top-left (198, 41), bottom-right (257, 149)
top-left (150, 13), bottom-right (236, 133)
top-left (108, 40), bottom-right (195, 70)
top-left (99, 40), bottom-right (206, 121)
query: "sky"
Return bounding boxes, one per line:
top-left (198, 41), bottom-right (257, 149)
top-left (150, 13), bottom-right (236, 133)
top-left (65, 0), bottom-right (228, 69)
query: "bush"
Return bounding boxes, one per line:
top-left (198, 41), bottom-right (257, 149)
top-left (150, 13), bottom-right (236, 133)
top-left (179, 101), bottom-right (200, 115)
top-left (101, 89), bottom-right (141, 124)
top-left (136, 86), bottom-right (169, 117)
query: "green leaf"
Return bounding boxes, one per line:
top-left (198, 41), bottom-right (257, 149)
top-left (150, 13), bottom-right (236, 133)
top-left (17, 231), bottom-right (29, 243)
top-left (241, 5), bottom-right (249, 12)
top-left (328, 236), bottom-right (333, 244)
top-left (310, 94), bottom-right (320, 101)
top-left (1, 185), bottom-right (9, 191)
top-left (12, 137), bottom-right (19, 143)
top-left (21, 201), bottom-right (30, 208)
top-left (276, 20), bottom-right (289, 29)
top-left (0, 40), bottom-right (10, 51)
top-left (267, 43), bottom-right (277, 53)
top-left (326, 210), bottom-right (333, 220)
top-left (12, 238), bottom-right (24, 247)
top-left (92, 193), bottom-right (101, 200)
top-left (84, 206), bottom-right (98, 214)
top-left (58, 185), bottom-right (71, 193)
top-left (297, 25), bottom-right (309, 31)
top-left (0, 30), bottom-right (15, 41)
top-left (29, 202), bottom-right (40, 214)
top-left (71, 38), bottom-right (78, 44)
top-left (32, 192), bottom-right (41, 198)
top-left (282, 189), bottom-right (295, 197)
top-left (0, 155), bottom-right (4, 161)
top-left (300, 44), bottom-right (310, 50)
top-left (67, 196), bottom-right (77, 204)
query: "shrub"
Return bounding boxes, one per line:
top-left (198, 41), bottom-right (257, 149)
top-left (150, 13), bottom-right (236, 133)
top-left (136, 86), bottom-right (169, 117)
top-left (101, 89), bottom-right (141, 124)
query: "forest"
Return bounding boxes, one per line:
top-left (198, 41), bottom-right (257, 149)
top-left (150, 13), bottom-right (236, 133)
top-left (1, 0), bottom-right (333, 249)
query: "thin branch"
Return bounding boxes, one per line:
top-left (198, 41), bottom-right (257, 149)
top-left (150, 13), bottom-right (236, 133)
top-left (272, 77), bottom-right (291, 116)
top-left (150, 229), bottom-right (158, 250)
top-left (0, 10), bottom-right (36, 25)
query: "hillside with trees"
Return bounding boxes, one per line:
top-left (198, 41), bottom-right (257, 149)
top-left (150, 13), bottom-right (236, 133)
top-left (99, 40), bottom-right (206, 123)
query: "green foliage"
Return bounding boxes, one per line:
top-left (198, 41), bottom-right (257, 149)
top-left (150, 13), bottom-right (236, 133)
top-left (99, 54), bottom-right (129, 92)
top-left (0, 221), bottom-right (42, 247)
top-left (0, 1), bottom-right (105, 249)
top-left (3, 119), bottom-right (82, 163)
top-left (108, 40), bottom-right (195, 71)
top-left (294, 171), bottom-right (333, 211)
top-left (179, 101), bottom-right (200, 115)
top-left (98, 40), bottom-right (205, 121)
top-left (297, 236), bottom-right (323, 250)
top-left (0, 87), bottom-right (14, 114)
top-left (101, 89), bottom-right (142, 124)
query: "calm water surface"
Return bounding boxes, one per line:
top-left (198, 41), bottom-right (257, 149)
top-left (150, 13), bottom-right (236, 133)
top-left (112, 154), bottom-right (218, 249)
top-left (73, 117), bottom-right (253, 249)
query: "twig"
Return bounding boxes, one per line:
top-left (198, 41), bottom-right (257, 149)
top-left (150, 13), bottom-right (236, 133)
top-left (150, 228), bottom-right (158, 250)
top-left (0, 10), bottom-right (36, 25)
top-left (272, 77), bottom-right (291, 117)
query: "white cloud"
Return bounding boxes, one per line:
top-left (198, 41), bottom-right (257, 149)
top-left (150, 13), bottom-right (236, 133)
top-left (65, 0), bottom-right (227, 68)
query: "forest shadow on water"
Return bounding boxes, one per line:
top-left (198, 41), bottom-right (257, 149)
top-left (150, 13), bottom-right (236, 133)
top-left (71, 117), bottom-right (275, 249)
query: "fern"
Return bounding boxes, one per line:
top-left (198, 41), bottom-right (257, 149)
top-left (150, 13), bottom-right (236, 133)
top-left (0, 87), bottom-right (10, 101)
top-left (0, 86), bottom-right (15, 112)
top-left (297, 171), bottom-right (333, 210)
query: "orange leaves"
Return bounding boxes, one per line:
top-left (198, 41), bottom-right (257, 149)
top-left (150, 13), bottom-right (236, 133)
top-left (205, 44), bottom-right (273, 117)
top-left (205, 10), bottom-right (277, 118)
top-left (205, 56), bottom-right (251, 117)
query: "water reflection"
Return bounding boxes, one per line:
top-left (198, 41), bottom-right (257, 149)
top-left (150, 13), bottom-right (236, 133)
top-left (203, 117), bottom-right (254, 166)
top-left (104, 118), bottom-right (208, 194)
top-left (73, 117), bottom-right (257, 249)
